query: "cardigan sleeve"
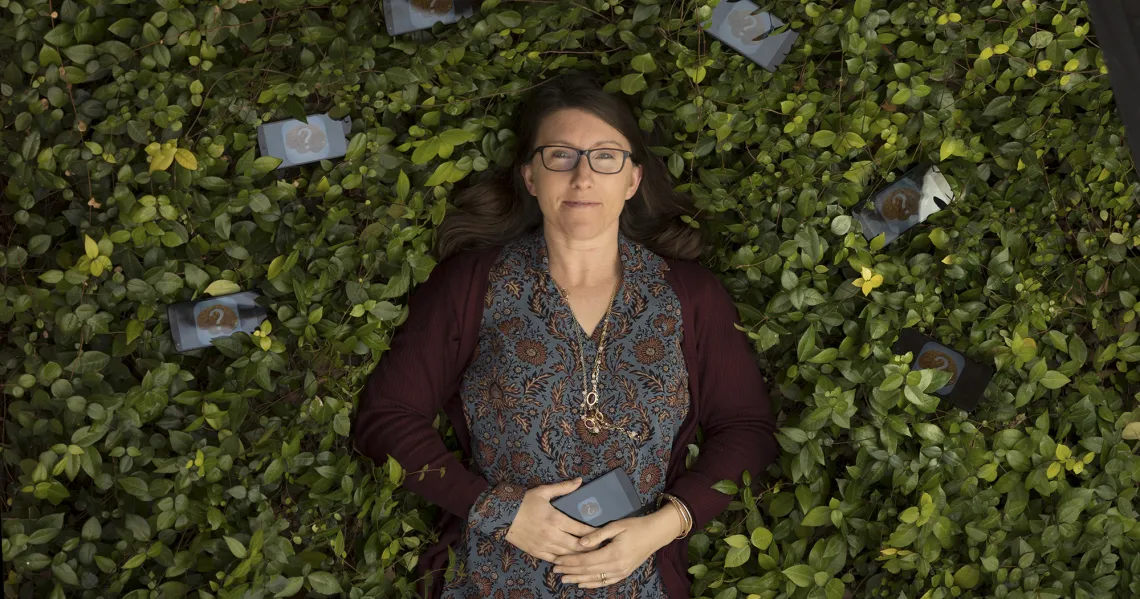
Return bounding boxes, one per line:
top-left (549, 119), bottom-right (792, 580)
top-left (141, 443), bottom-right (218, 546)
top-left (352, 253), bottom-right (491, 519)
top-left (665, 266), bottom-right (779, 535)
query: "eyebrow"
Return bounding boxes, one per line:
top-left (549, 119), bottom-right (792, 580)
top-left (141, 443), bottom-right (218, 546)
top-left (545, 139), bottom-right (628, 150)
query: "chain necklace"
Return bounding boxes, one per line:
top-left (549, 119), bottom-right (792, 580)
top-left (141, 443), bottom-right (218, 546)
top-left (552, 272), bottom-right (641, 443)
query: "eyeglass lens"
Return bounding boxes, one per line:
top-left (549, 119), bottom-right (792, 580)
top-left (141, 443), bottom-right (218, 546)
top-left (541, 146), bottom-right (625, 174)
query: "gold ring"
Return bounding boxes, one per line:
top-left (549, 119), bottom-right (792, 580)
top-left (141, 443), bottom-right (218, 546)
top-left (600, 572), bottom-right (608, 584)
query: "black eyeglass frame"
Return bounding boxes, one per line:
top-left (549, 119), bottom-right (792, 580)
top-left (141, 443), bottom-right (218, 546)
top-left (529, 145), bottom-right (635, 174)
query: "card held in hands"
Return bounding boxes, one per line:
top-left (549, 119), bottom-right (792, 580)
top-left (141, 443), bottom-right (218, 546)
top-left (892, 329), bottom-right (993, 412)
top-left (257, 114), bottom-right (351, 169)
top-left (700, 0), bottom-right (799, 72)
top-left (550, 468), bottom-right (650, 528)
top-left (855, 164), bottom-right (956, 247)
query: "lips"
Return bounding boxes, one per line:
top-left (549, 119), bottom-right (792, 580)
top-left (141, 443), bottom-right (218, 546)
top-left (565, 201), bottom-right (599, 206)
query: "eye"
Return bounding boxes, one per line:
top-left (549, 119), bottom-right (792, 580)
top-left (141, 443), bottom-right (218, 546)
top-left (551, 149), bottom-right (572, 158)
top-left (595, 152), bottom-right (616, 160)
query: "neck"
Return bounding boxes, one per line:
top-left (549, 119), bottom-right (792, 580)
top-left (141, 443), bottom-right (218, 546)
top-left (543, 225), bottom-right (622, 288)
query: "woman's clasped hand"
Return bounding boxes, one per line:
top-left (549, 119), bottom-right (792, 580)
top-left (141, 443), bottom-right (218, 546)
top-left (504, 477), bottom-right (682, 588)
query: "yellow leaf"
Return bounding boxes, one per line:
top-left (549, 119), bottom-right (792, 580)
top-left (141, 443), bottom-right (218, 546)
top-left (84, 235), bottom-right (98, 259)
top-left (1037, 60), bottom-right (1052, 71)
top-left (1055, 444), bottom-right (1072, 460)
top-left (861, 280), bottom-right (875, 295)
top-left (948, 12), bottom-right (961, 22)
top-left (980, 47), bottom-right (994, 60)
top-left (1064, 59), bottom-right (1079, 72)
top-left (174, 149), bottom-right (199, 170)
top-left (1123, 421), bottom-right (1140, 440)
top-left (994, 44), bottom-right (1009, 54)
top-left (1027, 68), bottom-right (1037, 77)
top-left (1046, 462), bottom-right (1061, 479)
top-left (1072, 462), bottom-right (1084, 474)
top-left (90, 259), bottom-right (104, 277)
top-left (936, 14), bottom-right (948, 25)
top-left (942, 255), bottom-right (954, 265)
top-left (860, 266), bottom-right (873, 279)
top-left (1082, 452), bottom-right (1095, 464)
top-left (150, 147), bottom-right (176, 173)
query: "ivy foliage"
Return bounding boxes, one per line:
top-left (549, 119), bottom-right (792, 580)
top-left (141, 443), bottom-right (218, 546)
top-left (2, 0), bottom-right (1140, 598)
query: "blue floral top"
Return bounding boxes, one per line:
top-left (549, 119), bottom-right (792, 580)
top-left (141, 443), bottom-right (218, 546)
top-left (439, 227), bottom-right (692, 598)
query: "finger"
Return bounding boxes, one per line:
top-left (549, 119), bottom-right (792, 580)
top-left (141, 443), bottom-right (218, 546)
top-left (552, 546), bottom-right (617, 573)
top-left (539, 477), bottom-right (583, 499)
top-left (563, 571), bottom-right (629, 587)
top-left (575, 523), bottom-right (623, 549)
top-left (552, 513), bottom-right (597, 538)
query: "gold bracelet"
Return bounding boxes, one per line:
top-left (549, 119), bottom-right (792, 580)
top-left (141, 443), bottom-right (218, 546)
top-left (660, 493), bottom-right (693, 539)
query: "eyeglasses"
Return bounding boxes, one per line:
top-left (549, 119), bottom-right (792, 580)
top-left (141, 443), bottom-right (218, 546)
top-left (531, 145), bottom-right (633, 174)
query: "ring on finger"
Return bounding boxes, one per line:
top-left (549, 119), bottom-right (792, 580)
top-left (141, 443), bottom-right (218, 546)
top-left (600, 572), bottom-right (608, 584)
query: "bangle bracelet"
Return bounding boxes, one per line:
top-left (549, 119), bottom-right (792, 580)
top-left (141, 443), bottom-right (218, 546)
top-left (660, 493), bottom-right (693, 539)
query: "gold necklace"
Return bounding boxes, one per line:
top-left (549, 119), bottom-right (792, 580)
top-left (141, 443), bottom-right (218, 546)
top-left (552, 273), bottom-right (640, 442)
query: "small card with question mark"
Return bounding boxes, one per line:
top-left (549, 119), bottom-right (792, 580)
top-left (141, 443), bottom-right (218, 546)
top-left (167, 291), bottom-right (267, 353)
top-left (383, 0), bottom-right (476, 36)
top-left (700, 0), bottom-right (799, 72)
top-left (257, 114), bottom-right (352, 169)
top-left (892, 329), bottom-right (993, 412)
top-left (854, 163), bottom-right (956, 248)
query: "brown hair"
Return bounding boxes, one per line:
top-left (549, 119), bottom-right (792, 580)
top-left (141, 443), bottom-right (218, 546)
top-left (433, 71), bottom-right (707, 262)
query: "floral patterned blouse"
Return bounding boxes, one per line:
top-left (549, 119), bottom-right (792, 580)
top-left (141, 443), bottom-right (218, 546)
top-left (439, 227), bottom-right (691, 599)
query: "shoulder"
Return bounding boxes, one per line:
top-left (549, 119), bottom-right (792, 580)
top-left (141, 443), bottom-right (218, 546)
top-left (426, 243), bottom-right (505, 288)
top-left (661, 257), bottom-right (729, 303)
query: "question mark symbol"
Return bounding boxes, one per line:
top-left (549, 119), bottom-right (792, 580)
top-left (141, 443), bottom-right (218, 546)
top-left (298, 128), bottom-right (312, 144)
top-left (208, 307), bottom-right (226, 327)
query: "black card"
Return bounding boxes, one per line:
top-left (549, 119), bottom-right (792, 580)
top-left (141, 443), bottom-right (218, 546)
top-left (892, 329), bottom-right (993, 412)
top-left (550, 468), bottom-right (650, 527)
top-left (168, 291), bottom-right (267, 353)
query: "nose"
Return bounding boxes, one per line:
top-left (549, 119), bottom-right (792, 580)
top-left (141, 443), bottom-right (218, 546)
top-left (570, 153), bottom-right (594, 187)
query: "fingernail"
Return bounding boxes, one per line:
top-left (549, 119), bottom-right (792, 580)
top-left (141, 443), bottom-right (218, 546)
top-left (580, 539), bottom-right (591, 546)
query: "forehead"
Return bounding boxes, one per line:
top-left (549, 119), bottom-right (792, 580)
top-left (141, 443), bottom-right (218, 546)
top-left (535, 108), bottom-right (630, 149)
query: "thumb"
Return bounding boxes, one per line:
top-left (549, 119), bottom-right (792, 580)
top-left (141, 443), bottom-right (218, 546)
top-left (543, 477), bottom-right (583, 499)
top-left (578, 522), bottom-right (622, 548)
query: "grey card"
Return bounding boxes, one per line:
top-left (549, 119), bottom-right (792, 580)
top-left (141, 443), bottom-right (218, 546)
top-left (167, 291), bottom-right (268, 353)
top-left (383, 0), bottom-right (475, 36)
top-left (257, 114), bottom-right (352, 169)
top-left (914, 342), bottom-right (966, 396)
top-left (700, 1), bottom-right (798, 72)
top-left (854, 164), bottom-right (956, 247)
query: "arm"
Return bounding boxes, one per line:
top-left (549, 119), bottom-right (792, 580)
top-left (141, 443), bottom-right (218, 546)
top-left (352, 254), bottom-right (490, 519)
top-left (664, 269), bottom-right (779, 535)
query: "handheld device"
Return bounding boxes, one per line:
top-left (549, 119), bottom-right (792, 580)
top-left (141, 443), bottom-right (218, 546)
top-left (550, 467), bottom-right (652, 528)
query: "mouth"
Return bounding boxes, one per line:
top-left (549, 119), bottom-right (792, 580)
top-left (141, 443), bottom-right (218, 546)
top-left (564, 201), bottom-right (600, 207)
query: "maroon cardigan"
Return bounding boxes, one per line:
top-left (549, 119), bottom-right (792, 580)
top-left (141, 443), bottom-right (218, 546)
top-left (353, 242), bottom-right (778, 598)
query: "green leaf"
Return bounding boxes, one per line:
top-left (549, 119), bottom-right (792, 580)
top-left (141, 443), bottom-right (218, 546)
top-left (412, 137), bottom-right (442, 165)
top-left (44, 24), bottom-right (74, 47)
top-left (204, 280), bottom-right (241, 296)
top-left (811, 130), bottom-right (837, 147)
top-left (953, 565), bottom-right (980, 589)
top-left (396, 170), bottom-right (410, 201)
top-left (345, 133), bottom-right (367, 161)
top-left (783, 565), bottom-right (815, 587)
top-left (252, 156), bottom-right (283, 175)
top-left (750, 527), bottom-right (773, 550)
top-left (1041, 371), bottom-right (1071, 390)
top-left (40, 45), bottom-right (63, 66)
top-left (307, 572), bottom-right (342, 595)
top-left (630, 53), bottom-right (657, 73)
top-left (854, 0), bottom-right (870, 18)
top-left (620, 73), bottom-right (647, 95)
top-left (224, 536), bottom-right (248, 559)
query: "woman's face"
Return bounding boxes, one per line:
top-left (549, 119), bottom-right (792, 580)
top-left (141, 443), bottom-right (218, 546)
top-left (521, 108), bottom-right (642, 241)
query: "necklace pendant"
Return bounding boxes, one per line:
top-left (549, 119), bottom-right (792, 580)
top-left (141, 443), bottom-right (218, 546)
top-left (585, 390), bottom-right (598, 407)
